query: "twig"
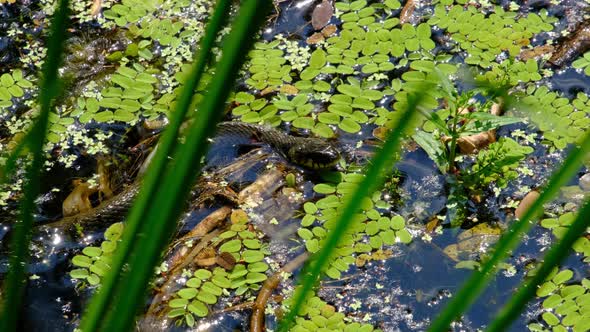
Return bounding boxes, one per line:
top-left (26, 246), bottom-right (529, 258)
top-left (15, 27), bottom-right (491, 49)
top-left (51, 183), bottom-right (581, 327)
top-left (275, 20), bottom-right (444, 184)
top-left (250, 253), bottom-right (309, 332)
top-left (399, 0), bottom-right (415, 25)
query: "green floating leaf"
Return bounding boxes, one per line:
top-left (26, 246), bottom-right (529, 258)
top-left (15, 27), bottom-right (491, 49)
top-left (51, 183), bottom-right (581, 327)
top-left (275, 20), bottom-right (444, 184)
top-left (338, 118), bottom-right (361, 133)
top-left (219, 239), bottom-right (242, 253)
top-left (242, 250), bottom-right (264, 263)
top-left (177, 288), bottom-right (198, 299)
top-left (314, 183), bottom-right (336, 194)
top-left (72, 255), bottom-right (92, 268)
top-left (187, 300), bottom-right (208, 317)
top-left (197, 291), bottom-right (218, 304)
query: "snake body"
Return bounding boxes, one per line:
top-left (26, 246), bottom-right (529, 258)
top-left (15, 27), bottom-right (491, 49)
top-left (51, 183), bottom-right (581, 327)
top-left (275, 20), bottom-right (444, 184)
top-left (216, 122), bottom-right (340, 170)
top-left (44, 122), bottom-right (340, 230)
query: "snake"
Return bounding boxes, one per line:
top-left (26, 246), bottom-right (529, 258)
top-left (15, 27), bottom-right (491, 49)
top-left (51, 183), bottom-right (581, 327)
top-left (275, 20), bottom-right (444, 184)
top-left (216, 122), bottom-right (340, 170)
top-left (42, 121), bottom-right (340, 230)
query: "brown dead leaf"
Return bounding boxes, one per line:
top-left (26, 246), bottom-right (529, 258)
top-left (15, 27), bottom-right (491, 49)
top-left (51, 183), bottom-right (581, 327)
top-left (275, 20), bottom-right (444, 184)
top-left (195, 257), bottom-right (217, 266)
top-left (260, 86), bottom-right (277, 96)
top-left (519, 45), bottom-right (555, 61)
top-left (216, 251), bottom-right (237, 270)
top-left (231, 209), bottom-right (249, 224)
top-left (306, 32), bottom-right (325, 44)
top-left (372, 126), bottom-right (388, 141)
top-left (321, 24), bottom-right (337, 37)
top-left (97, 159), bottom-right (113, 199)
top-left (425, 217), bottom-right (440, 233)
top-left (91, 0), bottom-right (102, 16)
top-left (400, 0), bottom-right (415, 24)
top-left (280, 84), bottom-right (299, 95)
top-left (443, 223), bottom-right (502, 261)
top-left (311, 0), bottom-right (333, 30)
top-left (490, 102), bottom-right (503, 116)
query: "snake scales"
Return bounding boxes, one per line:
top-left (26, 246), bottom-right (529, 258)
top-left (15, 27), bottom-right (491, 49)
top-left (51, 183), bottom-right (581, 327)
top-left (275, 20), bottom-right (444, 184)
top-left (43, 121), bottom-right (340, 230)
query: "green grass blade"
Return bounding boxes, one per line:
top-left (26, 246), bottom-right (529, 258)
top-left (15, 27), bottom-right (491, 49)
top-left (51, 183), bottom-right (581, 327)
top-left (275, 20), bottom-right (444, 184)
top-left (428, 131), bottom-right (590, 332)
top-left (278, 87), bottom-right (430, 331)
top-left (0, 0), bottom-right (69, 330)
top-left (80, 1), bottom-right (272, 331)
top-left (78, 1), bottom-right (232, 330)
top-left (486, 197), bottom-right (590, 332)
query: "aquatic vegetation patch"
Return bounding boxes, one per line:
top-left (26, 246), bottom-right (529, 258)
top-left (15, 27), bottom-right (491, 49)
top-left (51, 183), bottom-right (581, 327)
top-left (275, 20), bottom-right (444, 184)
top-left (73, 64), bottom-right (160, 124)
top-left (572, 51), bottom-right (590, 76)
top-left (167, 219), bottom-right (271, 327)
top-left (299, 171), bottom-right (411, 280)
top-left (69, 222), bottom-right (124, 286)
top-left (528, 268), bottom-right (590, 332)
top-left (232, 91), bottom-right (280, 127)
top-left (167, 267), bottom-right (231, 327)
top-left (478, 58), bottom-right (544, 86)
top-left (540, 212), bottom-right (590, 263)
top-left (517, 88), bottom-right (590, 150)
top-left (288, 294), bottom-right (380, 332)
top-left (428, 4), bottom-right (556, 68)
top-left (0, 69), bottom-right (33, 109)
top-left (245, 40), bottom-right (293, 91)
top-left (463, 137), bottom-right (534, 190)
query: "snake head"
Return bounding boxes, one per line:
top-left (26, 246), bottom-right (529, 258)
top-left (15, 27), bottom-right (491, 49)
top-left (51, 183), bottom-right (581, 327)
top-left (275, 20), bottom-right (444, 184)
top-left (287, 140), bottom-right (341, 170)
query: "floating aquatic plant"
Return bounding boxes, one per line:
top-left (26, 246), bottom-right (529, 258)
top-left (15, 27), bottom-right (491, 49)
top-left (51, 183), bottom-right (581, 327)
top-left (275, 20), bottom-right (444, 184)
top-left (299, 168), bottom-right (411, 281)
top-left (540, 212), bottom-right (590, 263)
top-left (428, 4), bottom-right (556, 68)
top-left (573, 52), bottom-right (590, 76)
top-left (528, 268), bottom-right (590, 332)
top-left (70, 222), bottom-right (124, 286)
top-left (0, 69), bottom-right (33, 109)
top-left (167, 219), bottom-right (272, 327)
top-left (518, 87), bottom-right (589, 150)
top-left (288, 294), bottom-right (380, 332)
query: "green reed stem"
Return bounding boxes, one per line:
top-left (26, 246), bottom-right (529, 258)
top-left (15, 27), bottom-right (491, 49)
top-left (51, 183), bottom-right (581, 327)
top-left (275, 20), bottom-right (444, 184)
top-left (278, 87), bottom-right (430, 331)
top-left (0, 0), bottom-right (69, 330)
top-left (487, 197), bottom-right (590, 332)
top-left (80, 1), bottom-right (271, 331)
top-left (428, 130), bottom-right (590, 332)
top-left (79, 0), bottom-right (231, 330)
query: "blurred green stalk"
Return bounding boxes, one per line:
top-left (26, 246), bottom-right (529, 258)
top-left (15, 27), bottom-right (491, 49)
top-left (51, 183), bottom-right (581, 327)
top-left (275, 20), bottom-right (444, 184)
top-left (429, 131), bottom-right (590, 331)
top-left (279, 87), bottom-right (431, 331)
top-left (0, 0), bottom-right (70, 330)
top-left (487, 196), bottom-right (590, 331)
top-left (80, 1), bottom-right (271, 331)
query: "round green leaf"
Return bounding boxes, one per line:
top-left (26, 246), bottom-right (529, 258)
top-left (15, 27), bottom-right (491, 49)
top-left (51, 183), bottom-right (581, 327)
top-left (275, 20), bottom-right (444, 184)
top-left (197, 291), bottom-right (218, 304)
top-left (178, 288), bottom-right (198, 299)
top-left (242, 250), bottom-right (265, 263)
top-left (338, 118), bottom-right (361, 133)
top-left (188, 300), bottom-right (208, 317)
top-left (219, 239), bottom-right (242, 253)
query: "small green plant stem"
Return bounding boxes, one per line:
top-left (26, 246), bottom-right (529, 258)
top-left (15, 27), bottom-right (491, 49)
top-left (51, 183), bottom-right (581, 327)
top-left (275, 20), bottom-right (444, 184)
top-left (278, 88), bottom-right (428, 332)
top-left (486, 196), bottom-right (590, 332)
top-left (428, 131), bottom-right (590, 332)
top-left (0, 0), bottom-right (69, 330)
top-left (446, 103), bottom-right (461, 173)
